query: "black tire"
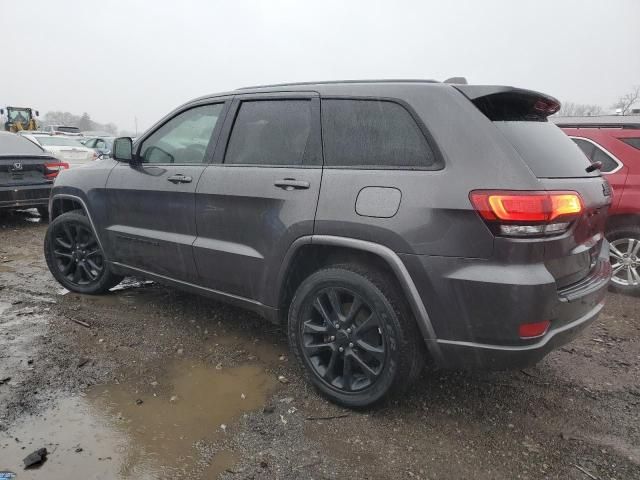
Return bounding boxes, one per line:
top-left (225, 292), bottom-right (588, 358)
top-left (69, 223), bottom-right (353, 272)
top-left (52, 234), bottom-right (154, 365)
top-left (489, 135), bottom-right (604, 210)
top-left (44, 211), bottom-right (123, 294)
top-left (288, 264), bottom-right (425, 408)
top-left (608, 225), bottom-right (640, 296)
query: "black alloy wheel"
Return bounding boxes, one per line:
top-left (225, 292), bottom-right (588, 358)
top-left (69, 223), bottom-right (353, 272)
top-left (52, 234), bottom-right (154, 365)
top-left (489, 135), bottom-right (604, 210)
top-left (51, 221), bottom-right (104, 286)
top-left (44, 211), bottom-right (123, 294)
top-left (288, 265), bottom-right (425, 407)
top-left (300, 287), bottom-right (387, 392)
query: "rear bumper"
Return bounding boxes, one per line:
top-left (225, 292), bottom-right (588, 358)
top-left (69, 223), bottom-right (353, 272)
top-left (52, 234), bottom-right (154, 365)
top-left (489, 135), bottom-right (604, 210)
top-left (435, 300), bottom-right (603, 369)
top-left (0, 184), bottom-right (51, 209)
top-left (401, 241), bottom-right (611, 370)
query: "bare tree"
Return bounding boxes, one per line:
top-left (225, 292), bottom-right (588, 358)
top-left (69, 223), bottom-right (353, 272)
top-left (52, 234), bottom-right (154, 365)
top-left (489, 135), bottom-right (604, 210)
top-left (612, 85), bottom-right (640, 115)
top-left (43, 111), bottom-right (118, 133)
top-left (557, 102), bottom-right (603, 117)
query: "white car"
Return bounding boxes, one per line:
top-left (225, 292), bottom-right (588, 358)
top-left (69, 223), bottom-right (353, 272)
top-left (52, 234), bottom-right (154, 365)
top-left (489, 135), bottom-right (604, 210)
top-left (22, 134), bottom-right (97, 167)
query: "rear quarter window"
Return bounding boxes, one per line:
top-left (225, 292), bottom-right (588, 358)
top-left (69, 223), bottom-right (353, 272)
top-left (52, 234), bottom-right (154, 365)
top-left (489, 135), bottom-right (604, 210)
top-left (321, 99), bottom-right (438, 169)
top-left (495, 122), bottom-right (597, 178)
top-left (621, 138), bottom-right (640, 150)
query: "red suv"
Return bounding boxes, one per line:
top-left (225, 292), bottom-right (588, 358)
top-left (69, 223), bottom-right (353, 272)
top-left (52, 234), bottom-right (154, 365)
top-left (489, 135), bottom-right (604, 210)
top-left (558, 119), bottom-right (640, 294)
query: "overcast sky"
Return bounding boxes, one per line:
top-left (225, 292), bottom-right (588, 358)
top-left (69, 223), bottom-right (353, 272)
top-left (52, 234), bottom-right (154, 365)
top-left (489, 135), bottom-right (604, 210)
top-left (2, 0), bottom-right (639, 132)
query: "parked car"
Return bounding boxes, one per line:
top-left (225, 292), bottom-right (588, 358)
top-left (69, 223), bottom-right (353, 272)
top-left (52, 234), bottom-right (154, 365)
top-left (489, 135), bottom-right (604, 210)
top-left (22, 134), bottom-right (97, 167)
top-left (0, 131), bottom-right (67, 217)
top-left (83, 136), bottom-right (114, 158)
top-left (44, 80), bottom-right (612, 407)
top-left (43, 125), bottom-right (82, 136)
top-left (556, 119), bottom-right (640, 294)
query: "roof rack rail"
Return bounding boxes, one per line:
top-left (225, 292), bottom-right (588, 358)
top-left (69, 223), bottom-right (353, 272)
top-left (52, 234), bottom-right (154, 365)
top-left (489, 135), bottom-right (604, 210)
top-left (555, 123), bottom-right (640, 129)
top-left (237, 79), bottom-right (438, 90)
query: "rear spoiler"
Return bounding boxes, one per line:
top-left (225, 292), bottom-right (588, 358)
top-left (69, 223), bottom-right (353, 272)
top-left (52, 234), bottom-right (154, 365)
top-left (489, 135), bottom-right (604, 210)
top-left (454, 85), bottom-right (560, 121)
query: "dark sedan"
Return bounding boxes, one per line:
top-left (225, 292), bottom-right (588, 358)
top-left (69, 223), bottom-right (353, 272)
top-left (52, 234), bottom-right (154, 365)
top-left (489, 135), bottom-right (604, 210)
top-left (0, 131), bottom-right (67, 217)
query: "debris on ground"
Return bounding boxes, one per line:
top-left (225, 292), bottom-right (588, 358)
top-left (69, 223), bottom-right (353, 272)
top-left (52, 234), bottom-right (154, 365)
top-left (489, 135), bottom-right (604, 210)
top-left (23, 448), bottom-right (48, 469)
top-left (305, 413), bottom-right (350, 421)
top-left (77, 358), bottom-right (90, 368)
top-left (68, 317), bottom-right (91, 328)
top-left (109, 279), bottom-right (154, 292)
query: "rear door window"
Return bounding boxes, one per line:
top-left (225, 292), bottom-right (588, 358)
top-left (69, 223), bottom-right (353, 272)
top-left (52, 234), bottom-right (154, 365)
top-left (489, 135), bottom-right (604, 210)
top-left (321, 99), bottom-right (437, 169)
top-left (224, 100), bottom-right (312, 166)
top-left (495, 122), bottom-right (596, 178)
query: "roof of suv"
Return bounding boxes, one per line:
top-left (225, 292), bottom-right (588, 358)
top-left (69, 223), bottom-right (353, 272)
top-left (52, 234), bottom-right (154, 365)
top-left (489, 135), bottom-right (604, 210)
top-left (190, 80), bottom-right (559, 115)
top-left (236, 79), bottom-right (440, 90)
top-left (190, 79), bottom-right (448, 102)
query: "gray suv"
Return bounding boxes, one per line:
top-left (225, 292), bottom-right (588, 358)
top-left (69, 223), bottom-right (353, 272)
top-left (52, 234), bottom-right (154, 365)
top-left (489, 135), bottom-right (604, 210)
top-left (44, 80), bottom-right (612, 407)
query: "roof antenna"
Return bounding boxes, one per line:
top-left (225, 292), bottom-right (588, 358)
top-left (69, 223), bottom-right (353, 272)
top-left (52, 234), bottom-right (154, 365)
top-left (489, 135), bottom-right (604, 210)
top-left (444, 77), bottom-right (468, 84)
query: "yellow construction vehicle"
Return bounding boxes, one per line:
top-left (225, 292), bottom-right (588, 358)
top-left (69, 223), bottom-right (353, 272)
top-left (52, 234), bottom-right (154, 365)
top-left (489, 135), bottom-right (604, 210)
top-left (1, 106), bottom-right (40, 132)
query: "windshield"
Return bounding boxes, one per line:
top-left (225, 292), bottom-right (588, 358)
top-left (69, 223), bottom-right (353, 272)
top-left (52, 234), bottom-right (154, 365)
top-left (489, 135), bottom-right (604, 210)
top-left (34, 136), bottom-right (84, 147)
top-left (7, 108), bottom-right (32, 123)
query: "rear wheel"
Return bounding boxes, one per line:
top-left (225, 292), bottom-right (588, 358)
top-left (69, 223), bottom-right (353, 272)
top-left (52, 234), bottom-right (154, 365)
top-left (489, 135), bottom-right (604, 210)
top-left (44, 211), bottom-right (123, 294)
top-left (288, 264), bottom-right (424, 407)
top-left (608, 225), bottom-right (640, 295)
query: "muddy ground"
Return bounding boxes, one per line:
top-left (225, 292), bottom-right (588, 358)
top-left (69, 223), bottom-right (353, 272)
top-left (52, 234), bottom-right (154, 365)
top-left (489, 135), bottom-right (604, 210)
top-left (0, 209), bottom-right (638, 479)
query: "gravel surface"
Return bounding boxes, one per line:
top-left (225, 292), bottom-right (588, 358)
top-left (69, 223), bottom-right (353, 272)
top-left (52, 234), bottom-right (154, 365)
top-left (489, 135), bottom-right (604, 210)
top-left (0, 209), bottom-right (639, 479)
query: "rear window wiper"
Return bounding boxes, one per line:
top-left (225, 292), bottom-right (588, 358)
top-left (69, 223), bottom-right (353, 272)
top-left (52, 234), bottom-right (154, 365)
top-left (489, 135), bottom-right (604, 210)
top-left (586, 161), bottom-right (602, 173)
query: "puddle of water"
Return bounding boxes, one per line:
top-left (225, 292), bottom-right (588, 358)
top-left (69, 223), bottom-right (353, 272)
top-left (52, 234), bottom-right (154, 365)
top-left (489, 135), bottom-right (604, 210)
top-left (0, 396), bottom-right (130, 480)
top-left (0, 361), bottom-right (277, 479)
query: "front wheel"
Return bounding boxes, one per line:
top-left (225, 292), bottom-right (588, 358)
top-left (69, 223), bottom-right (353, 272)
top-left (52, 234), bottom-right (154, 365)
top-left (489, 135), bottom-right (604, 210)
top-left (608, 225), bottom-right (640, 295)
top-left (44, 211), bottom-right (123, 294)
top-left (288, 264), bottom-right (424, 408)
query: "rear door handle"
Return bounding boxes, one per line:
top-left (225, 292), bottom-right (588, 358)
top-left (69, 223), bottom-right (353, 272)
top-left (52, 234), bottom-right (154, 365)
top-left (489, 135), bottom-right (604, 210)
top-left (167, 174), bottom-right (192, 184)
top-left (274, 178), bottom-right (310, 190)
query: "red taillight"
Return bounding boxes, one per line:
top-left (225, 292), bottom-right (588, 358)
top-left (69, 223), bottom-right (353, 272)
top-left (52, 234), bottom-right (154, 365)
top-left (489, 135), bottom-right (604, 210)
top-left (470, 190), bottom-right (583, 237)
top-left (44, 162), bottom-right (69, 179)
top-left (519, 320), bottom-right (551, 339)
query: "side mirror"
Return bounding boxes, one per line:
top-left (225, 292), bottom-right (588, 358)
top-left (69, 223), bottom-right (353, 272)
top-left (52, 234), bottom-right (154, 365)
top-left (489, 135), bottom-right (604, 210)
top-left (113, 137), bottom-right (134, 162)
top-left (35, 111), bottom-right (40, 117)
top-left (0, 109), bottom-right (4, 115)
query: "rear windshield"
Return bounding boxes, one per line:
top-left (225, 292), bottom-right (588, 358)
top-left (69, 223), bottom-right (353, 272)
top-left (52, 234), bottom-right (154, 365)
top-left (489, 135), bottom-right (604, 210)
top-left (35, 136), bottom-right (83, 147)
top-left (495, 121), bottom-right (597, 178)
top-left (0, 133), bottom-right (45, 155)
top-left (55, 126), bottom-right (80, 133)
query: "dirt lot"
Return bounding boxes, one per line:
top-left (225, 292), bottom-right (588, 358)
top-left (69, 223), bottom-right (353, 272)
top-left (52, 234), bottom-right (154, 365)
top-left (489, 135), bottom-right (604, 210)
top-left (0, 210), bottom-right (639, 479)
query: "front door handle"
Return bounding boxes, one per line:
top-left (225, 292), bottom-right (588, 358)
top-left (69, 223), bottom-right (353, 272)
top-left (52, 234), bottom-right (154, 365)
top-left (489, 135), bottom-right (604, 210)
top-left (274, 178), bottom-right (310, 191)
top-left (167, 174), bottom-right (193, 184)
